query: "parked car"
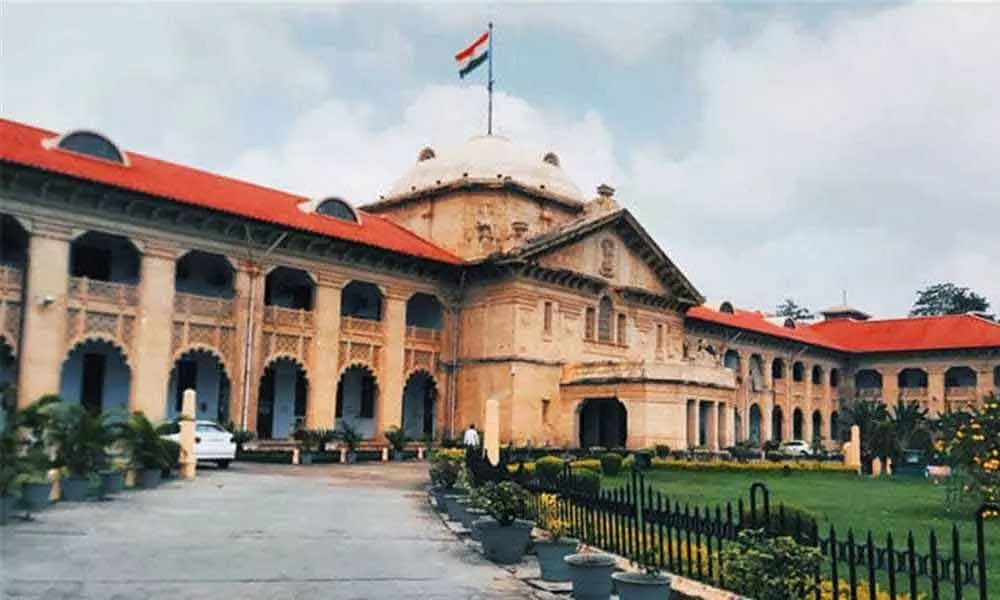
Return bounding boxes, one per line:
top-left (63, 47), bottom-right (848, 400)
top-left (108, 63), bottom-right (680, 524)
top-left (160, 420), bottom-right (236, 469)
top-left (778, 440), bottom-right (813, 458)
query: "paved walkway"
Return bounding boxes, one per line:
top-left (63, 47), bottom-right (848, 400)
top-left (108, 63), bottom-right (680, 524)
top-left (0, 463), bottom-right (545, 599)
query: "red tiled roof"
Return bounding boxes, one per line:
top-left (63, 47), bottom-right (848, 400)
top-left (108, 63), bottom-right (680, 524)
top-left (688, 305), bottom-right (1000, 353)
top-left (687, 306), bottom-right (849, 351)
top-left (807, 314), bottom-right (1000, 353)
top-left (0, 119), bottom-right (462, 265)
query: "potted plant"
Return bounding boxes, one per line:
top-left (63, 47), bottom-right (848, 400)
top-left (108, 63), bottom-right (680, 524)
top-left (429, 450), bottom-right (461, 510)
top-left (469, 481), bottom-right (534, 565)
top-left (230, 428), bottom-right (256, 457)
top-left (565, 549), bottom-right (617, 600)
top-left (612, 549), bottom-right (672, 599)
top-left (293, 428), bottom-right (319, 465)
top-left (316, 429), bottom-right (338, 456)
top-left (15, 396), bottom-right (61, 511)
top-left (121, 412), bottom-right (173, 489)
top-left (336, 422), bottom-right (363, 464)
top-left (47, 404), bottom-right (120, 501)
top-left (383, 426), bottom-right (408, 461)
top-left (534, 493), bottom-right (580, 582)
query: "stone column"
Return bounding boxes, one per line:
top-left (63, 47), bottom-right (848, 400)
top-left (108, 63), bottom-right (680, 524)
top-left (927, 367), bottom-right (946, 416)
top-left (686, 399), bottom-right (697, 449)
top-left (231, 261), bottom-right (263, 431)
top-left (130, 242), bottom-right (177, 421)
top-left (976, 366), bottom-right (993, 403)
top-left (16, 221), bottom-right (70, 407)
top-left (307, 275), bottom-right (342, 429)
top-left (377, 292), bottom-right (407, 436)
top-left (881, 367), bottom-right (899, 405)
top-left (179, 389), bottom-right (197, 479)
top-left (706, 401), bottom-right (719, 450)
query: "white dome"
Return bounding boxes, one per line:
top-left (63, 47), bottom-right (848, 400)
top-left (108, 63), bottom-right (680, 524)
top-left (381, 135), bottom-right (584, 204)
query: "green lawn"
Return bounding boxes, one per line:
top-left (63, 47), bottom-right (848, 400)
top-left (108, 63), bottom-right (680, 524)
top-left (602, 470), bottom-right (1000, 595)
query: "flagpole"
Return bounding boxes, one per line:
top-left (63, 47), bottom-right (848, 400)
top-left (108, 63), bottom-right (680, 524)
top-left (487, 21), bottom-right (494, 136)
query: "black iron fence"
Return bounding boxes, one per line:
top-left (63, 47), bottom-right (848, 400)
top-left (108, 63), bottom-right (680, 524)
top-left (495, 460), bottom-right (995, 600)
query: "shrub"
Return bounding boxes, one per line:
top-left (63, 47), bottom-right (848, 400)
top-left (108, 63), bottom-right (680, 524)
top-left (535, 456), bottom-right (565, 482)
top-left (569, 458), bottom-right (601, 473)
top-left (654, 444), bottom-right (671, 458)
top-left (722, 529), bottom-right (824, 600)
top-left (740, 504), bottom-right (818, 544)
top-left (471, 481), bottom-right (529, 526)
top-left (429, 448), bottom-right (464, 489)
top-left (536, 493), bottom-right (571, 541)
top-left (600, 452), bottom-right (624, 476)
top-left (763, 440), bottom-right (781, 452)
top-left (383, 426), bottom-right (408, 452)
top-left (569, 467), bottom-right (601, 494)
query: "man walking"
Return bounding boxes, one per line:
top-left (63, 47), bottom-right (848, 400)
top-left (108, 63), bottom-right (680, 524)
top-left (462, 423), bottom-right (480, 449)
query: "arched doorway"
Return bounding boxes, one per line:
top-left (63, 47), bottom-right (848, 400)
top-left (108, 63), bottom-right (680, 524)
top-left (793, 408), bottom-right (804, 440)
top-left (0, 337), bottom-right (16, 428)
top-left (749, 404), bottom-right (762, 445)
top-left (401, 370), bottom-right (437, 440)
top-left (734, 409), bottom-right (743, 443)
top-left (812, 410), bottom-right (823, 442)
top-left (771, 406), bottom-right (784, 442)
top-left (578, 398), bottom-right (626, 448)
top-left (830, 411), bottom-right (840, 441)
top-left (257, 358), bottom-right (308, 439)
top-left (60, 339), bottom-right (131, 416)
top-left (336, 365), bottom-right (378, 439)
top-left (167, 349), bottom-right (231, 423)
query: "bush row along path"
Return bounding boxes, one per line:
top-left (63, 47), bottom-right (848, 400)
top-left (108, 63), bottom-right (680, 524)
top-left (0, 462), bottom-right (547, 600)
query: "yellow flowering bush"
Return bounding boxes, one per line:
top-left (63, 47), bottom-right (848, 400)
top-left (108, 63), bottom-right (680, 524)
top-left (937, 394), bottom-right (1000, 514)
top-left (510, 457), bottom-right (856, 477)
top-left (536, 493), bottom-right (571, 541)
top-left (819, 579), bottom-right (924, 600)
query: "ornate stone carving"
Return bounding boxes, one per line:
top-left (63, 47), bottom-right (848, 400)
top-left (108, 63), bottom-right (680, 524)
top-left (599, 238), bottom-right (616, 278)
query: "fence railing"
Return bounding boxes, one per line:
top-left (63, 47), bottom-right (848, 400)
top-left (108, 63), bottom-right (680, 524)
top-left (496, 461), bottom-right (994, 600)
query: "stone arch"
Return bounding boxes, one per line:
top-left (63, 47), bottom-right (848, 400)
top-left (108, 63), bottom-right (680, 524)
top-left (748, 403), bottom-right (762, 445)
top-left (262, 353), bottom-right (310, 381)
top-left (336, 363), bottom-right (379, 439)
top-left (402, 369), bottom-right (438, 440)
top-left (855, 369), bottom-right (883, 391)
top-left (172, 344), bottom-right (232, 381)
top-left (771, 405), bottom-right (784, 442)
top-left (60, 337), bottom-right (132, 416)
top-left (257, 356), bottom-right (309, 439)
top-left (341, 280), bottom-right (384, 321)
top-left (167, 347), bottom-right (232, 423)
top-left (944, 366), bottom-right (977, 388)
top-left (66, 334), bottom-right (132, 369)
top-left (898, 368), bottom-right (928, 388)
top-left (405, 292), bottom-right (444, 330)
top-left (793, 407), bottom-right (804, 440)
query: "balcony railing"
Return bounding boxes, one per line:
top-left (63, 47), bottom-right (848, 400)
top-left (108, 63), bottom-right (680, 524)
top-left (857, 387), bottom-right (883, 400)
top-left (263, 305), bottom-right (314, 329)
top-left (0, 265), bottom-right (22, 298)
top-left (944, 385), bottom-right (978, 400)
top-left (405, 325), bottom-right (442, 344)
top-left (173, 292), bottom-right (235, 321)
top-left (69, 276), bottom-right (139, 307)
top-left (341, 316), bottom-right (383, 336)
top-left (899, 387), bottom-right (929, 403)
top-left (564, 361), bottom-right (737, 389)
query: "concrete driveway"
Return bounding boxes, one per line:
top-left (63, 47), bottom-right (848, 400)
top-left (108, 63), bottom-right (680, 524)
top-left (0, 463), bottom-right (540, 599)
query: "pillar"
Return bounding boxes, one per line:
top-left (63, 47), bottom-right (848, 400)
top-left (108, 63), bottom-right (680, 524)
top-left (686, 399), bottom-right (697, 449)
top-left (927, 367), bottom-right (946, 416)
top-left (179, 388), bottom-right (196, 479)
top-left (130, 242), bottom-right (177, 420)
top-left (377, 292), bottom-right (407, 436)
top-left (232, 261), bottom-right (263, 431)
top-left (881, 367), bottom-right (899, 405)
top-left (307, 275), bottom-right (342, 429)
top-left (484, 397), bottom-right (500, 463)
top-left (706, 401), bottom-right (719, 451)
top-left (16, 222), bottom-right (70, 407)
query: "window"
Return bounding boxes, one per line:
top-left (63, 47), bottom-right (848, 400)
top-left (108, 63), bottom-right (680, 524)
top-left (316, 197), bottom-right (358, 222)
top-left (543, 301), bottom-right (553, 334)
top-left (792, 362), bottom-right (805, 382)
top-left (616, 313), bottom-right (627, 346)
top-left (656, 324), bottom-right (664, 352)
top-left (55, 131), bottom-right (126, 164)
top-left (584, 307), bottom-right (596, 341)
top-left (597, 297), bottom-right (613, 342)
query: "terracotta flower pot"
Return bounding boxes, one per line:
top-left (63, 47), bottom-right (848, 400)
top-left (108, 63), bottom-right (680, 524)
top-left (474, 516), bottom-right (534, 565)
top-left (612, 571), bottom-right (672, 600)
top-left (565, 552), bottom-right (616, 600)
top-left (535, 538), bottom-right (580, 582)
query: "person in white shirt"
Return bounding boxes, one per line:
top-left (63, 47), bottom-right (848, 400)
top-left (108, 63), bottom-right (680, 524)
top-left (462, 424), bottom-right (480, 448)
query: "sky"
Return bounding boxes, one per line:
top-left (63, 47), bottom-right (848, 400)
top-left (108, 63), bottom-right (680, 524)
top-left (2, 1), bottom-right (998, 318)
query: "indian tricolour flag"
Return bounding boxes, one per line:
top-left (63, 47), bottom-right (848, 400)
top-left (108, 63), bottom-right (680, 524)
top-left (455, 30), bottom-right (489, 79)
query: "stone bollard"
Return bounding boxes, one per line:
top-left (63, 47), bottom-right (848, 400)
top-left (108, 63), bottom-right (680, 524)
top-left (485, 398), bottom-right (500, 464)
top-left (886, 457), bottom-right (893, 476)
top-left (292, 447), bottom-right (300, 465)
top-left (339, 447), bottom-right (347, 463)
top-left (872, 457), bottom-right (883, 477)
top-left (47, 468), bottom-right (61, 501)
top-left (381, 447), bottom-right (389, 462)
top-left (179, 389), bottom-right (197, 480)
top-left (417, 446), bottom-right (425, 460)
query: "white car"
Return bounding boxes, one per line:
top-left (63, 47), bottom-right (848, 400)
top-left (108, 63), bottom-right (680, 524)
top-left (161, 420), bottom-right (237, 469)
top-left (778, 440), bottom-right (813, 458)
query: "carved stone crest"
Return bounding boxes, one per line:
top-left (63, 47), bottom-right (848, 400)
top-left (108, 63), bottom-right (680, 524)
top-left (599, 239), bottom-right (616, 278)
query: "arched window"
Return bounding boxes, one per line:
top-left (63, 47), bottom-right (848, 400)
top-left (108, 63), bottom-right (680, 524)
top-left (792, 362), bottom-right (805, 382)
top-left (597, 297), bottom-right (613, 343)
top-left (830, 368), bottom-right (840, 387)
top-left (54, 130), bottom-right (126, 164)
top-left (616, 313), bottom-right (627, 346)
top-left (316, 198), bottom-right (358, 222)
top-left (812, 365), bottom-right (823, 385)
top-left (584, 307), bottom-right (596, 341)
top-left (719, 301), bottom-right (735, 314)
top-left (772, 358), bottom-right (785, 380)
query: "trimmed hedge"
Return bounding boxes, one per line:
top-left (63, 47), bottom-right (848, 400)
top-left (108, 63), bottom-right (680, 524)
top-left (569, 467), bottom-right (601, 494)
top-left (600, 452), bottom-right (624, 476)
top-left (508, 457), bottom-right (855, 477)
top-left (536, 456), bottom-right (566, 482)
top-left (740, 504), bottom-right (819, 544)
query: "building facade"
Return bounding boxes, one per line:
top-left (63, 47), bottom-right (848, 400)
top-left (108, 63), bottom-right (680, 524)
top-left (1, 119), bottom-right (998, 449)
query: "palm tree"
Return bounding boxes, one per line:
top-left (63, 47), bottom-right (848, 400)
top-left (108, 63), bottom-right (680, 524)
top-left (889, 398), bottom-right (929, 450)
top-left (843, 399), bottom-right (891, 473)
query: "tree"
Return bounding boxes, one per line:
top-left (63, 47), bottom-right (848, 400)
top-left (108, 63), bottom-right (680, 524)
top-left (775, 298), bottom-right (814, 321)
top-left (889, 399), bottom-right (929, 450)
top-left (910, 283), bottom-right (990, 316)
top-left (843, 399), bottom-right (890, 473)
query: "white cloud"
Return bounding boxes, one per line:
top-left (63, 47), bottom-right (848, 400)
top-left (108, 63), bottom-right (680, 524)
top-left (621, 3), bottom-right (1000, 316)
